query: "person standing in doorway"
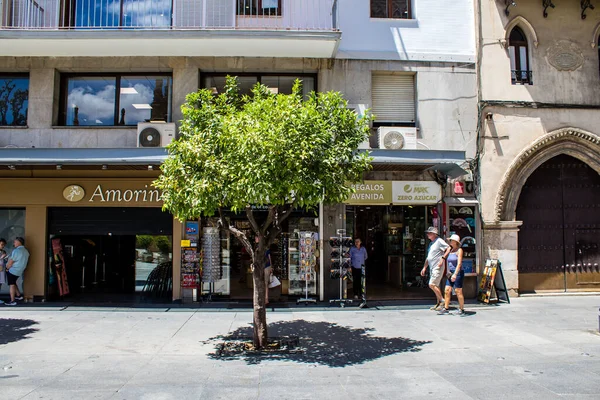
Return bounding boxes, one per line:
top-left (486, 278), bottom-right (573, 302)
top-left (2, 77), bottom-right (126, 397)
top-left (5, 237), bottom-right (29, 306)
top-left (349, 238), bottom-right (368, 300)
top-left (438, 234), bottom-right (466, 316)
top-left (0, 238), bottom-right (7, 304)
top-left (421, 227), bottom-right (450, 311)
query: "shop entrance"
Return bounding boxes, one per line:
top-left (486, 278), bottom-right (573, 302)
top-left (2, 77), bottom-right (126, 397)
top-left (347, 205), bottom-right (435, 299)
top-left (47, 207), bottom-right (173, 302)
top-left (517, 155), bottom-right (600, 293)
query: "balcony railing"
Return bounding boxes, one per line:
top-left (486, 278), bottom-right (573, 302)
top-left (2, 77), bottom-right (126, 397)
top-left (511, 70), bottom-right (533, 85)
top-left (1, 0), bottom-right (338, 31)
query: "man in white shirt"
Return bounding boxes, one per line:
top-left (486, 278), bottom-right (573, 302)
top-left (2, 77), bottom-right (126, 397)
top-left (421, 227), bottom-right (450, 311)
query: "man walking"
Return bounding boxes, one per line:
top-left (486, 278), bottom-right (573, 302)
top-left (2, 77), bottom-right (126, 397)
top-left (349, 238), bottom-right (368, 300)
top-left (5, 237), bottom-right (29, 306)
top-left (421, 227), bottom-right (449, 311)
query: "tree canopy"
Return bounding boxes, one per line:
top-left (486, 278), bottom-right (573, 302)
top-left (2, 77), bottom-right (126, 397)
top-left (154, 77), bottom-right (372, 221)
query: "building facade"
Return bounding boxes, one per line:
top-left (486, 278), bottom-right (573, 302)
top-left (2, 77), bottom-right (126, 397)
top-left (0, 0), bottom-right (477, 303)
top-left (477, 0), bottom-right (600, 295)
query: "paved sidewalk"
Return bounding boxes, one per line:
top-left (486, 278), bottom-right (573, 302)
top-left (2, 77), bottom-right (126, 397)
top-left (1, 296), bottom-right (599, 400)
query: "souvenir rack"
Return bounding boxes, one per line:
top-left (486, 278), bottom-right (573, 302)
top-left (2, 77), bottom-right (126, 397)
top-left (329, 229), bottom-right (353, 307)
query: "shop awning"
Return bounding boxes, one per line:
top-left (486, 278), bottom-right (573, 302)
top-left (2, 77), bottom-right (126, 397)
top-left (0, 148), bottom-right (168, 166)
top-left (365, 149), bottom-right (468, 178)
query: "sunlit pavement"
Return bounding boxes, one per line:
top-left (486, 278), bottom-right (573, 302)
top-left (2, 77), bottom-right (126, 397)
top-left (1, 296), bottom-right (599, 400)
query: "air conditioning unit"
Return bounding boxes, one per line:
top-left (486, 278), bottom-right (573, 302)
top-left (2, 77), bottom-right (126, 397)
top-left (137, 122), bottom-right (176, 148)
top-left (347, 103), bottom-right (370, 149)
top-left (377, 127), bottom-right (417, 150)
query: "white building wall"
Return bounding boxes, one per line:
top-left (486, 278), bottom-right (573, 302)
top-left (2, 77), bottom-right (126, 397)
top-left (337, 0), bottom-right (475, 62)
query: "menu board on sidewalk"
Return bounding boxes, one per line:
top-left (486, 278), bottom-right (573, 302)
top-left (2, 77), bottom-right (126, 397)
top-left (478, 259), bottom-right (509, 304)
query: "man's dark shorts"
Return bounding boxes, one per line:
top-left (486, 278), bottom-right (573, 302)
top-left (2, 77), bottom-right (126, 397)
top-left (6, 271), bottom-right (19, 285)
top-left (446, 269), bottom-right (464, 289)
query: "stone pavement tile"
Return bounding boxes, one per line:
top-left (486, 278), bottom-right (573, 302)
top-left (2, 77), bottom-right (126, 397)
top-left (21, 388), bottom-right (115, 400)
top-left (35, 355), bottom-right (153, 391)
top-left (503, 364), bottom-right (600, 396)
top-left (471, 343), bottom-right (548, 364)
top-left (110, 385), bottom-right (207, 400)
top-left (1, 384), bottom-right (38, 399)
top-left (198, 384), bottom-right (259, 400)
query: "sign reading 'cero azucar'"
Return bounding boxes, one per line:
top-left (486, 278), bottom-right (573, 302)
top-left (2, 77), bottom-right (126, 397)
top-left (345, 181), bottom-right (441, 205)
top-left (63, 184), bottom-right (162, 203)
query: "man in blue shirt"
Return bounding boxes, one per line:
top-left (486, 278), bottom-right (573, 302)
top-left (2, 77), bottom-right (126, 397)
top-left (5, 237), bottom-right (29, 306)
top-left (349, 238), bottom-right (368, 299)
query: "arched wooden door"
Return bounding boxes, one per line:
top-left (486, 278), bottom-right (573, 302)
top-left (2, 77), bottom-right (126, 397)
top-left (517, 155), bottom-right (600, 292)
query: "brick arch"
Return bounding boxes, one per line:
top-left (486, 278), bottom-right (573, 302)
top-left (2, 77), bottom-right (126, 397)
top-left (495, 128), bottom-right (600, 222)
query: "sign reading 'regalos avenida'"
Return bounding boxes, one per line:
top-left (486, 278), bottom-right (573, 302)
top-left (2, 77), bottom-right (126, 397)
top-left (346, 181), bottom-right (441, 205)
top-left (63, 184), bottom-right (162, 203)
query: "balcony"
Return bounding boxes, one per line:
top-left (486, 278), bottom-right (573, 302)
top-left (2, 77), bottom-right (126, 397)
top-left (511, 70), bottom-right (533, 85)
top-left (0, 0), bottom-right (341, 57)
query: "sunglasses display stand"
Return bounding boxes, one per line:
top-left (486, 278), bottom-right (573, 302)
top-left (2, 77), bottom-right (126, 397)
top-left (329, 229), bottom-right (353, 308)
top-left (200, 227), bottom-right (221, 302)
top-left (296, 231), bottom-right (317, 305)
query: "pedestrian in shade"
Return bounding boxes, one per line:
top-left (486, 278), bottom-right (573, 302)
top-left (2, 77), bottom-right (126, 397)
top-left (349, 238), bottom-right (368, 299)
top-left (5, 237), bottom-right (29, 306)
top-left (438, 234), bottom-right (466, 316)
top-left (421, 227), bottom-right (449, 311)
top-left (0, 238), bottom-right (7, 304)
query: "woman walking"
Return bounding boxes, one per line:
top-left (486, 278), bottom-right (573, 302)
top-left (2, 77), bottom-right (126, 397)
top-left (438, 234), bottom-right (465, 316)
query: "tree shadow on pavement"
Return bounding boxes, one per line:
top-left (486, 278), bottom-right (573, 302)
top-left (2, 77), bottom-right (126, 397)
top-left (0, 318), bottom-right (38, 345)
top-left (206, 320), bottom-right (431, 367)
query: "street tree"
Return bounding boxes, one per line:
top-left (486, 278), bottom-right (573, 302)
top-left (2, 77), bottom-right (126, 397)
top-left (155, 77), bottom-right (372, 348)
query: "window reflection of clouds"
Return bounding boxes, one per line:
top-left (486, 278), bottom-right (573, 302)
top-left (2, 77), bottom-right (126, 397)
top-left (66, 77), bottom-right (116, 126)
top-left (119, 76), bottom-right (172, 125)
top-left (64, 75), bottom-right (172, 126)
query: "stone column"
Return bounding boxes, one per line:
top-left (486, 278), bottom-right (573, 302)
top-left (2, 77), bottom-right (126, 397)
top-left (171, 65), bottom-right (199, 127)
top-left (482, 221), bottom-right (523, 297)
top-left (23, 205), bottom-right (48, 301)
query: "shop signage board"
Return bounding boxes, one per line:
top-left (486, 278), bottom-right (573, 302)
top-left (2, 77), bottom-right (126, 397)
top-left (345, 181), bottom-right (441, 205)
top-left (391, 181), bottom-right (441, 205)
top-left (477, 259), bottom-right (510, 304)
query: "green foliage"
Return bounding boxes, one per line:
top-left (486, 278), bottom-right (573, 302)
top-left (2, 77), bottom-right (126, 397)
top-left (155, 236), bottom-right (172, 254)
top-left (136, 235), bottom-right (154, 249)
top-left (154, 77), bottom-right (372, 221)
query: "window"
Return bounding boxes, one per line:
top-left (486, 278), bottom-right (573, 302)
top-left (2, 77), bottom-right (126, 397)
top-left (202, 74), bottom-right (316, 98)
top-left (237, 0), bottom-right (282, 16)
top-left (0, 75), bottom-right (29, 127)
top-left (371, 0), bottom-right (411, 19)
top-left (63, 0), bottom-right (172, 29)
top-left (60, 74), bottom-right (172, 126)
top-left (371, 74), bottom-right (415, 125)
top-left (508, 27), bottom-right (532, 85)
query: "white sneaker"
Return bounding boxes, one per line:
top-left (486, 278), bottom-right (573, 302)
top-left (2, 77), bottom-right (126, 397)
top-left (15, 296), bottom-right (24, 301)
top-left (5, 301), bottom-right (17, 306)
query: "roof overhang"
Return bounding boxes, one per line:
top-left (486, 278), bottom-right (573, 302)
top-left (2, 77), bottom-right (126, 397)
top-left (364, 149), bottom-right (468, 179)
top-left (0, 148), bottom-right (168, 166)
top-left (0, 30), bottom-right (341, 58)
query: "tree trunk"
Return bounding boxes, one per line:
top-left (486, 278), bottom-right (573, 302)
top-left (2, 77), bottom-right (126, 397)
top-left (252, 247), bottom-right (269, 349)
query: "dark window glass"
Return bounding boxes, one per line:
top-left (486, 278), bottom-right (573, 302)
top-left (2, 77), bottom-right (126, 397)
top-left (0, 76), bottom-right (29, 126)
top-left (62, 75), bottom-right (172, 126)
top-left (237, 0), bottom-right (282, 16)
top-left (371, 0), bottom-right (411, 19)
top-left (508, 27), bottom-right (531, 85)
top-left (202, 74), bottom-right (315, 98)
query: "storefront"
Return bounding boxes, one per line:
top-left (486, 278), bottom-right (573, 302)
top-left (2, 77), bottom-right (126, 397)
top-left (0, 174), bottom-right (182, 303)
top-left (321, 178), bottom-right (480, 301)
top-left (179, 208), bottom-right (320, 302)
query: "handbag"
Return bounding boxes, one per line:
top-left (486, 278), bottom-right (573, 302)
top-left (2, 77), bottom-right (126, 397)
top-left (268, 275), bottom-right (281, 288)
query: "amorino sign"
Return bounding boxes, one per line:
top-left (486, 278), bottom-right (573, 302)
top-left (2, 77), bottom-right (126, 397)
top-left (63, 183), bottom-right (162, 204)
top-left (345, 181), bottom-right (441, 205)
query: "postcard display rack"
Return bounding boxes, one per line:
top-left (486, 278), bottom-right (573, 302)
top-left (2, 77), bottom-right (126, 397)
top-left (291, 232), bottom-right (317, 305)
top-left (329, 229), bottom-right (353, 307)
top-left (201, 227), bottom-right (223, 300)
top-left (181, 247), bottom-right (200, 302)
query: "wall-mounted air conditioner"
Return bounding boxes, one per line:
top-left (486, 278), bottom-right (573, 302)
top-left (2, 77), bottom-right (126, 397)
top-left (347, 103), bottom-right (370, 149)
top-left (137, 122), bottom-right (176, 148)
top-left (377, 126), bottom-right (417, 150)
